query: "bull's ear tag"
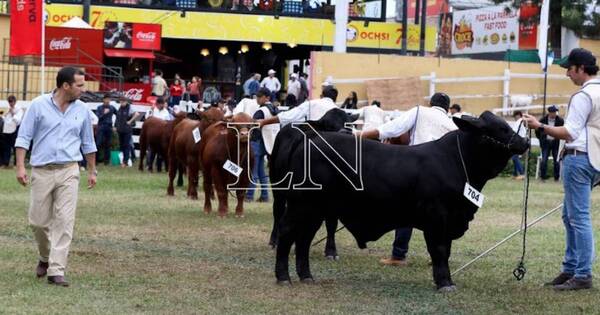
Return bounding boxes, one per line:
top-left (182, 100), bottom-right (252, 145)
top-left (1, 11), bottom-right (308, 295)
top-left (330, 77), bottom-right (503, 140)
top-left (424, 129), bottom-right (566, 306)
top-left (223, 160), bottom-right (243, 177)
top-left (192, 127), bottom-right (201, 143)
top-left (463, 183), bottom-right (484, 208)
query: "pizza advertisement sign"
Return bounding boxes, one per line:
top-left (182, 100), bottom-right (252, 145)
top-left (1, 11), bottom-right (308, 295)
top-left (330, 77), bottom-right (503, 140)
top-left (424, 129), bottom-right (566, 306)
top-left (451, 5), bottom-right (519, 55)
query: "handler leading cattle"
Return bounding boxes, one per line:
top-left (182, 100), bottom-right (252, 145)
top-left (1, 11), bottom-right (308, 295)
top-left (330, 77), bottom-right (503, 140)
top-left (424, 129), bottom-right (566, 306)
top-left (524, 48), bottom-right (600, 291)
top-left (358, 92), bottom-right (457, 267)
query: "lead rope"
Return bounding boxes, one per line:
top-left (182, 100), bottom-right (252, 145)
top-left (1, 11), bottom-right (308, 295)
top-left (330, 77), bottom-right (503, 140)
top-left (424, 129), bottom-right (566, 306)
top-left (513, 121), bottom-right (530, 281)
top-left (456, 133), bottom-right (470, 184)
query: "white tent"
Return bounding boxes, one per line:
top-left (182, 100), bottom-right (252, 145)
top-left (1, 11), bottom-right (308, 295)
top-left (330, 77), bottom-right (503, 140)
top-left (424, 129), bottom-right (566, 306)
top-left (61, 16), bottom-right (93, 29)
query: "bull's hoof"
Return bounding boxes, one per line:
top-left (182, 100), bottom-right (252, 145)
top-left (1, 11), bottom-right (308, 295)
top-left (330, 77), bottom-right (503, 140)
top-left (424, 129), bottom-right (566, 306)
top-left (188, 195), bottom-right (198, 200)
top-left (325, 255), bottom-right (340, 261)
top-left (235, 214), bottom-right (245, 218)
top-left (437, 285), bottom-right (457, 293)
top-left (276, 280), bottom-right (292, 286)
top-left (268, 242), bottom-right (277, 250)
top-left (300, 277), bottom-right (315, 284)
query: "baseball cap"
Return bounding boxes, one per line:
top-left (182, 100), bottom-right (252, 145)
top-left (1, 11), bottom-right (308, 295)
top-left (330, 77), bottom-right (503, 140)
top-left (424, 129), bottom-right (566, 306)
top-left (268, 69), bottom-right (276, 75)
top-left (560, 48), bottom-right (597, 69)
top-left (548, 105), bottom-right (559, 112)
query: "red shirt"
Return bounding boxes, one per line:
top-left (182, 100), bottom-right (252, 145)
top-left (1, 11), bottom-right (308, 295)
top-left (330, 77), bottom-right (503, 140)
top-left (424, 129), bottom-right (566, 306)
top-left (170, 84), bottom-right (183, 97)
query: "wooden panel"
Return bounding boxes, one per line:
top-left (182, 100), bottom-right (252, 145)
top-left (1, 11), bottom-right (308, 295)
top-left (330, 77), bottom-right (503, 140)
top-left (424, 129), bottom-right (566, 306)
top-left (365, 77), bottom-right (423, 110)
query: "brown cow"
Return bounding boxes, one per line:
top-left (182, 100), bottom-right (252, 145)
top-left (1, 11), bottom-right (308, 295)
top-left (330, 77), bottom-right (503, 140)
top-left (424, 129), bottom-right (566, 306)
top-left (138, 112), bottom-right (186, 174)
top-left (167, 107), bottom-right (224, 199)
top-left (200, 113), bottom-right (254, 217)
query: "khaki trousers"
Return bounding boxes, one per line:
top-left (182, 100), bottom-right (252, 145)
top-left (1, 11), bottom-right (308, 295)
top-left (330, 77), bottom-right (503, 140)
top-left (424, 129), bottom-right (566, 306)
top-left (28, 163), bottom-right (79, 277)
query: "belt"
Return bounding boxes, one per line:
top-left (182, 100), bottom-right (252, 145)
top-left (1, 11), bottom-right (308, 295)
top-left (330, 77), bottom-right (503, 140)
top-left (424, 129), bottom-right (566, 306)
top-left (36, 162), bottom-right (77, 170)
top-left (564, 149), bottom-right (587, 156)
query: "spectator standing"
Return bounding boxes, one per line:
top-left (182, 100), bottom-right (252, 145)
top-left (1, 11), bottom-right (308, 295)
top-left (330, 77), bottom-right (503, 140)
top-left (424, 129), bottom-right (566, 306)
top-left (169, 79), bottom-right (184, 108)
top-left (536, 105), bottom-right (564, 181)
top-left (260, 69), bottom-right (281, 102)
top-left (95, 94), bottom-right (117, 165)
top-left (187, 76), bottom-right (202, 103)
top-left (1, 95), bottom-right (24, 168)
top-left (115, 96), bottom-right (139, 168)
top-left (357, 100), bottom-right (388, 131)
top-left (511, 111), bottom-right (526, 180)
top-left (341, 91), bottom-right (358, 109)
top-left (298, 73), bottom-right (309, 104)
top-left (152, 70), bottom-right (168, 97)
top-left (286, 73), bottom-right (301, 100)
top-left (15, 66), bottom-right (97, 287)
top-left (248, 73), bottom-right (261, 96)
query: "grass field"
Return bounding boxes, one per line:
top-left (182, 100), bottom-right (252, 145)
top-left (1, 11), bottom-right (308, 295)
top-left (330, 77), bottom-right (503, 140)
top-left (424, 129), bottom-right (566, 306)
top-left (1, 165), bottom-right (600, 314)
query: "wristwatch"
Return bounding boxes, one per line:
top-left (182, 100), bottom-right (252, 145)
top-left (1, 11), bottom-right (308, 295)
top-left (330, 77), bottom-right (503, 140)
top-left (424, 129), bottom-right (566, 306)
top-left (537, 123), bottom-right (545, 133)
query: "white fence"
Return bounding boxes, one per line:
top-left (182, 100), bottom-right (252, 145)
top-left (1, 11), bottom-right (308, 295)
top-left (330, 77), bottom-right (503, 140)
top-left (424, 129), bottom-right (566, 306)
top-left (331, 70), bottom-right (572, 113)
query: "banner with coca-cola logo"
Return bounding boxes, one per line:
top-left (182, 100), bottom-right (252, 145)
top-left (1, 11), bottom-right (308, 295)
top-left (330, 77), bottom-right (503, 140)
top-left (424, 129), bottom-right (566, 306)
top-left (45, 27), bottom-right (103, 70)
top-left (9, 0), bottom-right (42, 56)
top-left (122, 83), bottom-right (151, 103)
top-left (132, 23), bottom-right (161, 51)
top-left (104, 22), bottom-right (161, 51)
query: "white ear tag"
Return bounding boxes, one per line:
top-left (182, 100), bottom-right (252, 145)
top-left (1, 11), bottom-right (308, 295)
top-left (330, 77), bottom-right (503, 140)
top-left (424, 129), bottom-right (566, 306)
top-left (192, 127), bottom-right (201, 143)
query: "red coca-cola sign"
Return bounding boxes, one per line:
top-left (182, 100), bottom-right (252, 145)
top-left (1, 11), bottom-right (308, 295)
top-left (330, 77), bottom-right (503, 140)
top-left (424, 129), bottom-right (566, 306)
top-left (44, 27), bottom-right (104, 77)
top-left (123, 83), bottom-right (152, 104)
top-left (132, 23), bottom-right (161, 50)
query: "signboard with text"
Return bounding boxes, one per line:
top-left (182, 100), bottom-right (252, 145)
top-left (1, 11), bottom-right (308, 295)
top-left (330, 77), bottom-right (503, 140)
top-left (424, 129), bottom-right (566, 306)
top-left (104, 22), bottom-right (161, 50)
top-left (451, 5), bottom-right (519, 55)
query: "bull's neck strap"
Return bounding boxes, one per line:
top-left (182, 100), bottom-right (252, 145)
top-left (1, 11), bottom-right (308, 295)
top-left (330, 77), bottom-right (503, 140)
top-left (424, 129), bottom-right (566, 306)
top-left (456, 133), bottom-right (471, 184)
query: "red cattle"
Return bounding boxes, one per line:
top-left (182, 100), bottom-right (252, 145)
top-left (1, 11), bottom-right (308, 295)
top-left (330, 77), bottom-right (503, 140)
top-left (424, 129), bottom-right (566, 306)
top-left (138, 112), bottom-right (186, 173)
top-left (167, 107), bottom-right (224, 199)
top-left (199, 113), bottom-right (254, 217)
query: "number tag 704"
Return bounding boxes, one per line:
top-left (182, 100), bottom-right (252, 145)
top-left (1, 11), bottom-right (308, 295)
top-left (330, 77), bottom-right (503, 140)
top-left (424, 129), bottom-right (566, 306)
top-left (463, 183), bottom-right (484, 208)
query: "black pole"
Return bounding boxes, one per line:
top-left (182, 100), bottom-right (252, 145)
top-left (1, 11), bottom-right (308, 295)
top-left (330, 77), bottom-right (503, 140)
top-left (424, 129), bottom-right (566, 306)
top-left (419, 0), bottom-right (427, 56)
top-left (542, 45), bottom-right (549, 115)
top-left (83, 0), bottom-right (91, 23)
top-left (401, 0), bottom-right (408, 55)
top-left (415, 0), bottom-right (420, 25)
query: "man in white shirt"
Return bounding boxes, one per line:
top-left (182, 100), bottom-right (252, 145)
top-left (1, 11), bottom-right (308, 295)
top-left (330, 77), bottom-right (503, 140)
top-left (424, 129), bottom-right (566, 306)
top-left (258, 85), bottom-right (339, 128)
top-left (523, 48), bottom-right (600, 291)
top-left (233, 95), bottom-right (260, 117)
top-left (357, 100), bottom-right (389, 131)
top-left (287, 73), bottom-right (301, 100)
top-left (145, 97), bottom-right (172, 121)
top-left (1, 95), bottom-right (24, 168)
top-left (357, 92), bottom-right (457, 267)
top-left (260, 69), bottom-right (281, 102)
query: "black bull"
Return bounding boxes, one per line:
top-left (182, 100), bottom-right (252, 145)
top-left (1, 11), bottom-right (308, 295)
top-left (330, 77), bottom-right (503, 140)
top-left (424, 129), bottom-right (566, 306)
top-left (269, 111), bottom-right (529, 290)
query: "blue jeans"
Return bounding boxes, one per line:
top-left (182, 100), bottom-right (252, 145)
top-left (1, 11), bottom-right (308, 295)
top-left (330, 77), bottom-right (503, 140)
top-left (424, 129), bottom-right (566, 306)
top-left (118, 131), bottom-right (132, 164)
top-left (391, 228), bottom-right (413, 259)
top-left (96, 126), bottom-right (112, 164)
top-left (512, 155), bottom-right (524, 176)
top-left (541, 139), bottom-right (560, 180)
top-left (561, 154), bottom-right (600, 279)
top-left (246, 140), bottom-right (269, 200)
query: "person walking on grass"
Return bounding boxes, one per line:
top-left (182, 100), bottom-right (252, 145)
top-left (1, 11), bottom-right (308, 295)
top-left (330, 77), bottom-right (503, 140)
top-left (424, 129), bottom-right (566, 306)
top-left (15, 66), bottom-right (97, 287)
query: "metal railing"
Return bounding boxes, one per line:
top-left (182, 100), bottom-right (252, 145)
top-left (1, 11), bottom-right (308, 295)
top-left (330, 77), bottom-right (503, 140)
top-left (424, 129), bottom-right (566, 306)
top-left (1, 38), bottom-right (124, 101)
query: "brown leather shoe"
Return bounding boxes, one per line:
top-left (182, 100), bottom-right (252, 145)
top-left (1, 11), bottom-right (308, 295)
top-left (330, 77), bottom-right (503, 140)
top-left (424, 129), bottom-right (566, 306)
top-left (379, 257), bottom-right (408, 267)
top-left (543, 272), bottom-right (573, 286)
top-left (553, 276), bottom-right (592, 291)
top-left (47, 275), bottom-right (69, 287)
top-left (36, 261), bottom-right (49, 278)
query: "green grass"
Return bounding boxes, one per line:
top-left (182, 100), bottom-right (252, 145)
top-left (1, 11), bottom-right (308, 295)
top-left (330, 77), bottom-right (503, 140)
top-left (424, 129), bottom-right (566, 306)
top-left (1, 166), bottom-right (600, 314)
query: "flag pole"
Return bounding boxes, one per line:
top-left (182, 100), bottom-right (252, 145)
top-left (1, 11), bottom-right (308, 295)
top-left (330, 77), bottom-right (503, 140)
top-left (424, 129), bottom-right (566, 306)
top-left (41, 0), bottom-right (46, 95)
